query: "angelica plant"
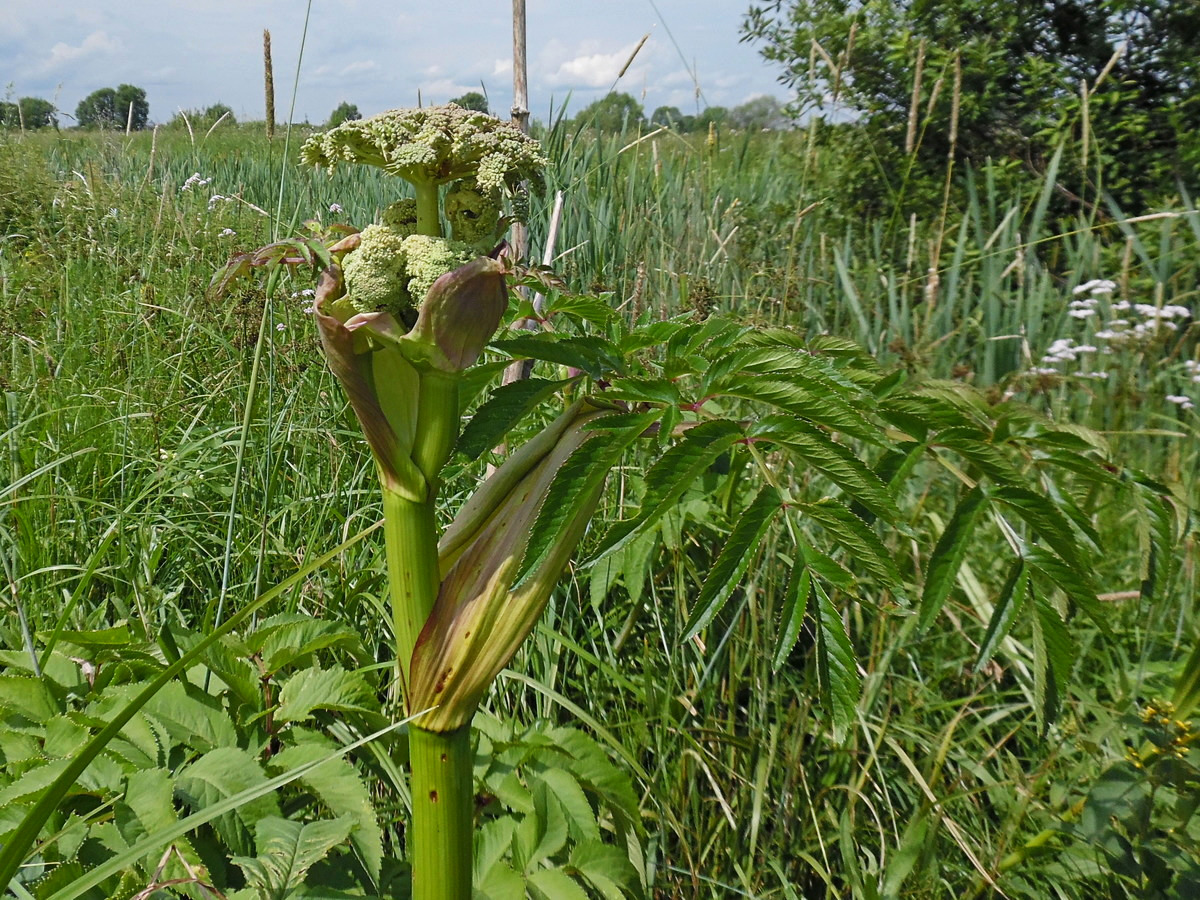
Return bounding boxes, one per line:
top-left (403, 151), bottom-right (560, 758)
top-left (298, 105), bottom-right (624, 900)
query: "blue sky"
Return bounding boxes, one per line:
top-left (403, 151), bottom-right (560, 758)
top-left (2, 1), bottom-right (789, 125)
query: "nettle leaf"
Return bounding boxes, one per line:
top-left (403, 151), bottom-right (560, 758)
top-left (270, 736), bottom-right (383, 884)
top-left (588, 419), bottom-right (744, 565)
top-left (682, 485), bottom-right (784, 641)
top-left (247, 614), bottom-right (367, 676)
top-left (115, 767), bottom-right (205, 876)
top-left (919, 486), bottom-right (987, 631)
top-left (491, 334), bottom-right (624, 379)
top-left (275, 665), bottom-right (373, 724)
top-left (458, 377), bottom-right (575, 461)
top-left (974, 559), bottom-right (1028, 674)
top-left (0, 674), bottom-right (60, 724)
top-left (773, 563), bottom-right (812, 671)
top-left (516, 410), bottom-right (660, 587)
top-left (174, 746), bottom-right (281, 856)
top-left (142, 680), bottom-right (238, 752)
top-left (797, 499), bottom-right (909, 604)
top-left (527, 867), bottom-right (591, 900)
top-left (232, 815), bottom-right (353, 900)
top-left (814, 580), bottom-right (860, 739)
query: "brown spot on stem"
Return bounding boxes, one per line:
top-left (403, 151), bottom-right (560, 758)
top-left (440, 753), bottom-right (448, 762)
top-left (429, 790), bottom-right (439, 802)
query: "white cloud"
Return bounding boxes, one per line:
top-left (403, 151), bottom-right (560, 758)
top-left (546, 40), bottom-right (649, 88)
top-left (44, 31), bottom-right (119, 70)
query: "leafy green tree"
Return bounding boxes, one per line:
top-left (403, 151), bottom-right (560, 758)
top-left (729, 95), bottom-right (788, 130)
top-left (449, 91), bottom-right (489, 114)
top-left (76, 84), bottom-right (148, 129)
top-left (576, 92), bottom-right (645, 132)
top-left (170, 103), bottom-right (236, 130)
top-left (0, 97), bottom-right (57, 129)
top-left (650, 105), bottom-right (694, 131)
top-left (694, 105), bottom-right (728, 131)
top-left (327, 101), bottom-right (361, 127)
top-left (742, 0), bottom-right (1200, 201)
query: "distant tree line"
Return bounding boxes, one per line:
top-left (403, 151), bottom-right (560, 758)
top-left (571, 92), bottom-right (792, 133)
top-left (0, 97), bottom-right (57, 129)
top-left (76, 85), bottom-right (149, 130)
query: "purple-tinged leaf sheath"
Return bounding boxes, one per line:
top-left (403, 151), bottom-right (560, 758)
top-left (409, 407), bottom-right (614, 732)
top-left (314, 267), bottom-right (426, 501)
top-left (407, 255), bottom-right (508, 372)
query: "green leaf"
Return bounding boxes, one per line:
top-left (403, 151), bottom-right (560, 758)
top-left (457, 377), bottom-right (574, 460)
top-left (682, 485), bottom-right (783, 640)
top-left (174, 746), bottom-right (281, 856)
top-left (537, 767), bottom-right (601, 845)
top-left (931, 428), bottom-right (1023, 484)
top-left (1030, 586), bottom-right (1075, 730)
top-left (527, 867), bottom-right (590, 900)
top-left (973, 559), bottom-right (1028, 674)
top-left (773, 564), bottom-right (811, 671)
top-left (715, 375), bottom-right (875, 439)
top-left (1023, 546), bottom-right (1107, 634)
top-left (490, 334), bottom-right (624, 379)
top-left (476, 860), bottom-right (526, 900)
top-left (797, 499), bottom-right (908, 604)
top-left (814, 581), bottom-right (860, 738)
top-left (568, 840), bottom-right (641, 900)
top-left (270, 736), bottom-right (384, 884)
top-left (232, 816), bottom-right (353, 900)
top-left (587, 419), bottom-right (744, 565)
top-left (919, 486), bottom-right (986, 631)
top-left (751, 416), bottom-right (903, 524)
top-left (519, 779), bottom-right (569, 873)
top-left (247, 614), bottom-right (366, 676)
top-left (0, 674), bottom-right (59, 723)
top-left (115, 768), bottom-right (204, 875)
top-left (275, 665), bottom-right (373, 724)
top-left (142, 680), bottom-right (239, 752)
top-left (992, 485), bottom-right (1093, 572)
top-left (515, 410), bottom-right (659, 587)
top-left (474, 817), bottom-right (518, 883)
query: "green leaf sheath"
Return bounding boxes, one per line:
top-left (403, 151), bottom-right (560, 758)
top-left (409, 725), bottom-right (474, 900)
top-left (383, 489), bottom-right (440, 706)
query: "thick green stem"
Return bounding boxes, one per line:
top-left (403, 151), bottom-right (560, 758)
top-left (382, 488), bottom-right (440, 705)
top-left (412, 371), bottom-right (461, 486)
top-left (409, 724), bottom-right (474, 900)
top-left (414, 182), bottom-right (442, 238)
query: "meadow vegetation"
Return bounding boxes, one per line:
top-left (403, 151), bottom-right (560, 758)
top-left (0, 92), bottom-right (1198, 900)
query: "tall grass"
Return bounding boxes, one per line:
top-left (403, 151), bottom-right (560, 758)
top-left (2, 120), bottom-right (1197, 897)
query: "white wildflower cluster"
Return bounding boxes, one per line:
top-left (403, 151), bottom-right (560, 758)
top-left (1094, 299), bottom-right (1192, 346)
top-left (1185, 360), bottom-right (1200, 384)
top-left (291, 288), bottom-right (317, 313)
top-left (329, 203), bottom-right (344, 214)
top-left (1166, 395), bottom-right (1195, 411)
top-left (218, 228), bottom-right (237, 238)
top-left (180, 173), bottom-right (212, 192)
top-left (208, 194), bottom-right (230, 211)
top-left (1074, 279), bottom-right (1117, 296)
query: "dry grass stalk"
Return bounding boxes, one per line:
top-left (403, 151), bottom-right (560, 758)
top-left (264, 29), bottom-right (276, 141)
